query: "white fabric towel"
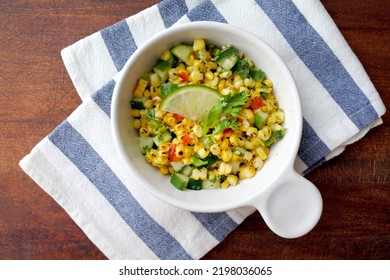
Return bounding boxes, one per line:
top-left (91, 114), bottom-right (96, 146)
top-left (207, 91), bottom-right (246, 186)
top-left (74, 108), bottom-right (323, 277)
top-left (20, 0), bottom-right (386, 259)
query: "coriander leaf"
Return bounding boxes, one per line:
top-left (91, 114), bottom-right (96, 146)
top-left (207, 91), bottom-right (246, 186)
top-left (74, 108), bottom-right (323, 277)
top-left (232, 59), bottom-right (250, 80)
top-left (200, 90), bottom-right (250, 135)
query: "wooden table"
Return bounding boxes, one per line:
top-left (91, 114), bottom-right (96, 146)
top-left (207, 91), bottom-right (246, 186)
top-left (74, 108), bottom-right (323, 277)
top-left (1, 0), bottom-right (389, 260)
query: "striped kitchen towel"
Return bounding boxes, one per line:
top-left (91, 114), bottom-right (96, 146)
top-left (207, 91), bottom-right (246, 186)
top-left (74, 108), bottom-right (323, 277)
top-left (19, 0), bottom-right (386, 259)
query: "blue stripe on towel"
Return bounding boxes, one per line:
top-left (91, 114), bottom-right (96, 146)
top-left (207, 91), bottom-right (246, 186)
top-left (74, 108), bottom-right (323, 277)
top-left (256, 0), bottom-right (378, 130)
top-left (299, 119), bottom-right (330, 167)
top-left (101, 20), bottom-right (137, 71)
top-left (48, 121), bottom-right (192, 260)
top-left (187, 0), bottom-right (227, 23)
top-left (192, 212), bottom-right (238, 242)
top-left (158, 0), bottom-right (189, 28)
top-left (92, 79), bottom-right (116, 118)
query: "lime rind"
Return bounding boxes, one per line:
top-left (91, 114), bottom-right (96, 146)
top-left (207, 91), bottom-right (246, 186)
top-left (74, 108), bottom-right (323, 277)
top-left (159, 84), bottom-right (221, 120)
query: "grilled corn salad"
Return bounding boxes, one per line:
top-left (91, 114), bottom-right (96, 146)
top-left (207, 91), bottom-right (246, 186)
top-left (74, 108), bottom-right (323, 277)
top-left (130, 38), bottom-right (286, 191)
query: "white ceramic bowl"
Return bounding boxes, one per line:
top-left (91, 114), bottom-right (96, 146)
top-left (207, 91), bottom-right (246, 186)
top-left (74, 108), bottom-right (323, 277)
top-left (111, 22), bottom-right (322, 238)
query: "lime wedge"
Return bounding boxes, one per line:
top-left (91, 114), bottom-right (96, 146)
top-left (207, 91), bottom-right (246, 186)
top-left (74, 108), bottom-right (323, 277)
top-left (159, 85), bottom-right (221, 120)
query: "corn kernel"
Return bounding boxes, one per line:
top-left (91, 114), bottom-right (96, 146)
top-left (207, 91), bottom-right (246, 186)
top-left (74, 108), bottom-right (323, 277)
top-left (161, 50), bottom-right (172, 61)
top-left (133, 119), bottom-right (141, 129)
top-left (210, 144), bottom-right (221, 156)
top-left (238, 165), bottom-right (256, 179)
top-left (192, 124), bottom-right (203, 138)
top-left (197, 147), bottom-right (210, 159)
top-left (252, 157), bottom-right (264, 170)
top-left (193, 38), bottom-right (206, 51)
top-left (226, 174), bottom-right (238, 186)
top-left (218, 162), bottom-right (233, 175)
top-left (221, 149), bottom-right (233, 162)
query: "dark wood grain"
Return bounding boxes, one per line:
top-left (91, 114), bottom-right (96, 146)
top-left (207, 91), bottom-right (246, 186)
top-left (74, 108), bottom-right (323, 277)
top-left (0, 0), bottom-right (389, 260)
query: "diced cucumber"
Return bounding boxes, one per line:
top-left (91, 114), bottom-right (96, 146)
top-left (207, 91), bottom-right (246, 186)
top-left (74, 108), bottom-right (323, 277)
top-left (170, 172), bottom-right (189, 191)
top-left (191, 154), bottom-right (219, 168)
top-left (202, 179), bottom-right (221, 189)
top-left (160, 83), bottom-right (178, 97)
top-left (254, 110), bottom-right (269, 129)
top-left (171, 44), bottom-right (193, 65)
top-left (170, 161), bottom-right (185, 172)
top-left (215, 47), bottom-right (239, 70)
top-left (180, 165), bottom-right (195, 177)
top-left (153, 131), bottom-right (172, 146)
top-left (250, 68), bottom-right (265, 82)
top-left (187, 178), bottom-right (202, 190)
top-left (130, 97), bottom-right (146, 109)
top-left (153, 60), bottom-right (171, 82)
top-left (263, 129), bottom-right (287, 147)
top-left (136, 137), bottom-right (154, 155)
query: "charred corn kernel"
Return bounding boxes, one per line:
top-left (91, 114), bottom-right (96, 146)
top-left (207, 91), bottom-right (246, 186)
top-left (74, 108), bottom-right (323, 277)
top-left (192, 124), bottom-right (203, 138)
top-left (164, 116), bottom-right (177, 127)
top-left (229, 133), bottom-right (239, 146)
top-left (144, 99), bottom-right (153, 109)
top-left (263, 78), bottom-right (273, 88)
top-left (175, 145), bottom-right (186, 158)
top-left (159, 142), bottom-right (172, 152)
top-left (161, 50), bottom-right (172, 61)
top-left (218, 162), bottom-right (233, 176)
top-left (139, 127), bottom-right (149, 137)
top-left (243, 151), bottom-right (253, 162)
top-left (130, 109), bottom-right (141, 118)
top-left (255, 147), bottom-right (268, 160)
top-left (246, 127), bottom-right (258, 138)
top-left (238, 165), bottom-right (256, 179)
top-left (226, 174), bottom-right (238, 186)
top-left (220, 138), bottom-right (230, 150)
top-left (210, 144), bottom-right (221, 156)
top-left (252, 157), bottom-right (264, 170)
top-left (133, 119), bottom-right (141, 129)
top-left (198, 50), bottom-right (211, 60)
top-left (192, 168), bottom-right (207, 180)
top-left (189, 70), bottom-right (203, 83)
top-left (221, 149), bottom-right (233, 162)
top-left (262, 126), bottom-right (272, 138)
top-left (134, 79), bottom-right (148, 97)
top-left (238, 135), bottom-right (247, 147)
top-left (197, 147), bottom-right (209, 159)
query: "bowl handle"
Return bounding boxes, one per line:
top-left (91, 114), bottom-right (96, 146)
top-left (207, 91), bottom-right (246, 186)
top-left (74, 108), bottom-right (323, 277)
top-left (250, 170), bottom-right (323, 238)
